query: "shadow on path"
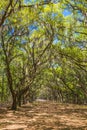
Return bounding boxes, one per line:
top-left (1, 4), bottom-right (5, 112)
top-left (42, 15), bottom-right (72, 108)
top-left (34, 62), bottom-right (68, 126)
top-left (0, 101), bottom-right (87, 130)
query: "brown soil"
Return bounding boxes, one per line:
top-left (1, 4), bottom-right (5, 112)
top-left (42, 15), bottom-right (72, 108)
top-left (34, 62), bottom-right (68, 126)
top-left (0, 101), bottom-right (87, 130)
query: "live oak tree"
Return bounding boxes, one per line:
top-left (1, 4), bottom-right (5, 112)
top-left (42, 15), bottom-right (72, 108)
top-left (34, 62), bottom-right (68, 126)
top-left (0, 0), bottom-right (55, 110)
top-left (0, 0), bottom-right (87, 109)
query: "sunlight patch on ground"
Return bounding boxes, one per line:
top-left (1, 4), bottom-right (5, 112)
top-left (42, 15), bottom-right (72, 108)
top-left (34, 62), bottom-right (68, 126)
top-left (2, 124), bottom-right (27, 130)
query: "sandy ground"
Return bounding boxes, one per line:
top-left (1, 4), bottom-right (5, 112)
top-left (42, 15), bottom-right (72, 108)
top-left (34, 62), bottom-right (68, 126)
top-left (0, 101), bottom-right (87, 130)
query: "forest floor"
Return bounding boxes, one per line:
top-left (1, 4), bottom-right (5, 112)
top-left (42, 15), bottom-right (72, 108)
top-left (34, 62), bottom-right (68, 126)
top-left (0, 101), bottom-right (87, 130)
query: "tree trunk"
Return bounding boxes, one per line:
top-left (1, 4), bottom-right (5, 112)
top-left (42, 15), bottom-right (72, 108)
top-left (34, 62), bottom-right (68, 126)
top-left (11, 94), bottom-right (17, 110)
top-left (22, 95), bottom-right (27, 104)
top-left (18, 95), bottom-right (22, 107)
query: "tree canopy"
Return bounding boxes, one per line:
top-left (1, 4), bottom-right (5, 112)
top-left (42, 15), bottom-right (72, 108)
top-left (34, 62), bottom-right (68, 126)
top-left (0, 0), bottom-right (87, 110)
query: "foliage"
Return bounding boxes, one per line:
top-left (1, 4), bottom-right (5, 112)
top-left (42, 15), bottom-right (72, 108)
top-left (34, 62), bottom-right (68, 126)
top-left (0, 0), bottom-right (87, 109)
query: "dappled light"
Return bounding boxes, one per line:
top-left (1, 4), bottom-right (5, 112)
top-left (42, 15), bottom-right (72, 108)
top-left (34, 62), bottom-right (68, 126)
top-left (0, 101), bottom-right (87, 130)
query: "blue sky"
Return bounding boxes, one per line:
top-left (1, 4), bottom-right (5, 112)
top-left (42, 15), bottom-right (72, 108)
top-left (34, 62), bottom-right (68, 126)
top-left (63, 10), bottom-right (72, 16)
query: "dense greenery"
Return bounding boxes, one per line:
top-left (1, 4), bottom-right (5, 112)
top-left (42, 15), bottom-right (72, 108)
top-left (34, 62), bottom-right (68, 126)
top-left (0, 0), bottom-right (87, 110)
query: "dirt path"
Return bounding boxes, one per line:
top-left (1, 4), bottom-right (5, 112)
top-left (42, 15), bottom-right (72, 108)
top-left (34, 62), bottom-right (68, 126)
top-left (0, 101), bottom-right (87, 130)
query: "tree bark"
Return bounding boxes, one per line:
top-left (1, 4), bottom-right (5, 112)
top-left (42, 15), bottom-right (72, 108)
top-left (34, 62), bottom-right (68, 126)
top-left (17, 95), bottom-right (22, 107)
top-left (11, 93), bottom-right (17, 110)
